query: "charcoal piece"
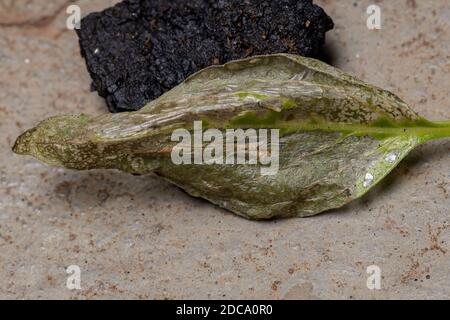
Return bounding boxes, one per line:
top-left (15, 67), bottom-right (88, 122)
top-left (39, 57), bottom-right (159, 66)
top-left (77, 0), bottom-right (334, 112)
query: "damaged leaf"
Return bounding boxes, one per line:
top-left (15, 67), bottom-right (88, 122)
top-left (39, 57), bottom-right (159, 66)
top-left (13, 54), bottom-right (450, 219)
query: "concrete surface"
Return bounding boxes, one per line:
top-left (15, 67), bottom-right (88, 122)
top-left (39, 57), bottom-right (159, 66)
top-left (0, 0), bottom-right (449, 300)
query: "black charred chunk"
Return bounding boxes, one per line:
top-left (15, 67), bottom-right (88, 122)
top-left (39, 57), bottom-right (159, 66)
top-left (77, 0), bottom-right (334, 112)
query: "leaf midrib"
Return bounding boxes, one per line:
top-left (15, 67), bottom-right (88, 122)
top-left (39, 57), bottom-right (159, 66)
top-left (225, 119), bottom-right (450, 142)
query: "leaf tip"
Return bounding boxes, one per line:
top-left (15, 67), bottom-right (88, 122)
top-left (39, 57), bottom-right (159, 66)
top-left (12, 128), bottom-right (35, 156)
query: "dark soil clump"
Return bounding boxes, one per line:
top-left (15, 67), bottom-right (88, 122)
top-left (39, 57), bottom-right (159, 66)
top-left (77, 0), bottom-right (334, 112)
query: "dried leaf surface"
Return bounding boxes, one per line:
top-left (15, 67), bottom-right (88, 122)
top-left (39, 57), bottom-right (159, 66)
top-left (14, 55), bottom-right (450, 219)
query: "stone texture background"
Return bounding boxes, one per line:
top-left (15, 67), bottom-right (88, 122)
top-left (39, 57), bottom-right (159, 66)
top-left (0, 0), bottom-right (449, 299)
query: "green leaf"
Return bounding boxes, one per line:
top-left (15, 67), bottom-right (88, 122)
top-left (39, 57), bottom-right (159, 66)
top-left (13, 54), bottom-right (450, 219)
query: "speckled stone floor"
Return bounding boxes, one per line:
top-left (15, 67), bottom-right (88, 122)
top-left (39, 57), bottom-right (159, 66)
top-left (0, 0), bottom-right (449, 299)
